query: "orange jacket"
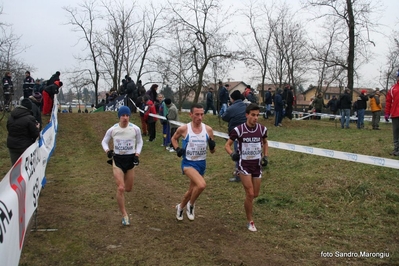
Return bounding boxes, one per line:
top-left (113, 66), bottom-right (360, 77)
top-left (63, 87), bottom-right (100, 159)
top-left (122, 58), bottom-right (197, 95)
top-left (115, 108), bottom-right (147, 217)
top-left (369, 95), bottom-right (382, 112)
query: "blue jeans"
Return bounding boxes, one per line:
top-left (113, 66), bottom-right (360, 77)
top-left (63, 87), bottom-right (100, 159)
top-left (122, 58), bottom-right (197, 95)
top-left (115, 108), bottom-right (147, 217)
top-left (356, 109), bottom-right (365, 129)
top-left (219, 103), bottom-right (227, 116)
top-left (340, 109), bottom-right (350, 128)
top-left (275, 110), bottom-right (283, 126)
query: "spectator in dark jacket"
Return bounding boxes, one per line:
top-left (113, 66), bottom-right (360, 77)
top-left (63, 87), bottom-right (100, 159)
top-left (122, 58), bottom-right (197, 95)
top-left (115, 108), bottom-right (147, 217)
top-left (326, 95), bottom-right (339, 117)
top-left (29, 92), bottom-right (43, 130)
top-left (339, 89), bottom-right (352, 129)
top-left (218, 81), bottom-right (229, 116)
top-left (204, 87), bottom-right (216, 115)
top-left (354, 90), bottom-right (368, 129)
top-left (7, 99), bottom-right (40, 165)
top-left (42, 81), bottom-right (62, 115)
top-left (264, 88), bottom-right (273, 119)
top-left (274, 89), bottom-right (284, 127)
top-left (47, 71), bottom-right (60, 85)
top-left (222, 90), bottom-right (247, 182)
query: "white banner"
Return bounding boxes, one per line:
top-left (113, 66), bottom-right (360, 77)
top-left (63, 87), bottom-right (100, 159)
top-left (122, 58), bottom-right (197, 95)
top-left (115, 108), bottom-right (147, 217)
top-left (0, 95), bottom-right (58, 266)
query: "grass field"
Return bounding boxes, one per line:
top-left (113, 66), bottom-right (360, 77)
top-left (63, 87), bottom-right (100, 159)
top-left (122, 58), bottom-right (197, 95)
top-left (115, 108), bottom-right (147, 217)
top-left (1, 110), bottom-right (398, 265)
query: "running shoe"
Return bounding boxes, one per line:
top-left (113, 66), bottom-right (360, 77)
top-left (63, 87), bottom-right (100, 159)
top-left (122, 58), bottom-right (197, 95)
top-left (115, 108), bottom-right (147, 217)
top-left (186, 201), bottom-right (195, 221)
top-left (122, 215), bottom-right (130, 226)
top-left (247, 221), bottom-right (257, 232)
top-left (176, 204), bottom-right (183, 221)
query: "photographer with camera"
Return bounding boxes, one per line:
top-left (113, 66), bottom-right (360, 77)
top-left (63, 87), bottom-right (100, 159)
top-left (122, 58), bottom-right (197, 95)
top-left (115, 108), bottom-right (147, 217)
top-left (101, 106), bottom-right (143, 226)
top-left (225, 103), bottom-right (269, 232)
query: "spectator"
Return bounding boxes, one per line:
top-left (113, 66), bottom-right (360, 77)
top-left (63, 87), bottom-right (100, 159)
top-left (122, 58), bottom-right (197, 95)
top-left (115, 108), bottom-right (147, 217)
top-left (264, 88), bottom-right (273, 119)
top-left (47, 71), bottom-right (60, 85)
top-left (385, 72), bottom-right (399, 156)
top-left (137, 96), bottom-right (148, 136)
top-left (204, 87), bottom-right (216, 115)
top-left (282, 84), bottom-right (294, 120)
top-left (2, 71), bottom-right (13, 111)
top-left (23, 71), bottom-right (35, 99)
top-left (354, 90), bottom-right (368, 129)
top-left (158, 94), bottom-right (171, 148)
top-left (273, 89), bottom-right (284, 127)
top-left (7, 98), bottom-right (40, 165)
top-left (312, 93), bottom-right (325, 120)
top-left (165, 98), bottom-right (179, 152)
top-left (222, 90), bottom-right (247, 182)
top-left (339, 89), bottom-right (352, 129)
top-left (218, 81), bottom-right (229, 116)
top-left (326, 95), bottom-right (339, 120)
top-left (369, 89), bottom-right (382, 130)
top-left (29, 92), bottom-right (43, 130)
top-left (126, 76), bottom-right (137, 113)
top-left (42, 81), bottom-right (62, 115)
top-left (143, 95), bottom-right (158, 142)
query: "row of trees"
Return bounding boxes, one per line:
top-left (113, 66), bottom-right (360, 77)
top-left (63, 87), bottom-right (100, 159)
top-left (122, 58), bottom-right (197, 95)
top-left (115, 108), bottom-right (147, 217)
top-left (1, 0), bottom-right (399, 107)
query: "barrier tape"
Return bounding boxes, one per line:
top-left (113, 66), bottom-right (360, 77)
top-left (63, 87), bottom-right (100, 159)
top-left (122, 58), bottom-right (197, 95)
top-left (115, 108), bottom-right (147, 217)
top-left (129, 99), bottom-right (398, 169)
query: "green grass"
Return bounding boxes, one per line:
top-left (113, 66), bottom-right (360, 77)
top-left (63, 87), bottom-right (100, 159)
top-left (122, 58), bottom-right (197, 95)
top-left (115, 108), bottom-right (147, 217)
top-left (1, 111), bottom-right (398, 265)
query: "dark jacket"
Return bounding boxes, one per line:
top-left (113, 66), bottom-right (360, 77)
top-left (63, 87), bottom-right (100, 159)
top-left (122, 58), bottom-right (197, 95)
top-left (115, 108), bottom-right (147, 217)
top-left (23, 76), bottom-right (35, 90)
top-left (273, 92), bottom-right (284, 111)
top-left (222, 99), bottom-right (247, 133)
top-left (29, 97), bottom-right (42, 130)
top-left (206, 91), bottom-right (214, 103)
top-left (326, 98), bottom-right (339, 112)
top-left (7, 106), bottom-right (39, 150)
top-left (218, 86), bottom-right (229, 104)
top-left (48, 73), bottom-right (60, 85)
top-left (2, 76), bottom-right (13, 92)
top-left (354, 94), bottom-right (368, 110)
top-left (339, 92), bottom-right (352, 109)
top-left (265, 90), bottom-right (272, 104)
top-left (44, 84), bottom-right (60, 98)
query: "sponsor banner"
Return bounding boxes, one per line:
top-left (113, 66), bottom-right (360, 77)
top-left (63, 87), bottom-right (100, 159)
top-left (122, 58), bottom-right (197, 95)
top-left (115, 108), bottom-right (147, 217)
top-left (0, 95), bottom-right (58, 266)
top-left (105, 95), bottom-right (126, 111)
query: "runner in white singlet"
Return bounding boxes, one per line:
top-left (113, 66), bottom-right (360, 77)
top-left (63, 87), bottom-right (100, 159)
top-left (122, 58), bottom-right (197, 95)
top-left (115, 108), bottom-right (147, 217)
top-left (101, 106), bottom-right (143, 226)
top-left (171, 104), bottom-right (216, 221)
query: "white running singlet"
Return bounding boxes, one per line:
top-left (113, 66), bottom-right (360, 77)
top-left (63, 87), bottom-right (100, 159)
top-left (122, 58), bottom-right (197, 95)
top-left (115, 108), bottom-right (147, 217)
top-left (101, 122), bottom-right (143, 155)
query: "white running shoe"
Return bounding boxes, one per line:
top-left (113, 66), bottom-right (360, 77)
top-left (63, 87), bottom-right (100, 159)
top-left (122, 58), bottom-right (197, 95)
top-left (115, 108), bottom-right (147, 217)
top-left (186, 201), bottom-right (195, 221)
top-left (247, 221), bottom-right (257, 232)
top-left (176, 204), bottom-right (183, 221)
top-left (122, 215), bottom-right (130, 226)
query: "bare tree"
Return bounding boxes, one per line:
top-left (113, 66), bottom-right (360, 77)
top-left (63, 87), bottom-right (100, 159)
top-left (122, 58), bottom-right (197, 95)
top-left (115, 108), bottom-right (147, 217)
top-left (309, 18), bottom-right (346, 96)
top-left (378, 35), bottom-right (399, 91)
top-left (64, 0), bottom-right (102, 105)
top-left (305, 0), bottom-right (379, 98)
top-left (167, 0), bottom-right (232, 103)
top-left (98, 1), bottom-right (137, 91)
top-left (156, 26), bottom-right (197, 109)
top-left (239, 1), bottom-right (274, 103)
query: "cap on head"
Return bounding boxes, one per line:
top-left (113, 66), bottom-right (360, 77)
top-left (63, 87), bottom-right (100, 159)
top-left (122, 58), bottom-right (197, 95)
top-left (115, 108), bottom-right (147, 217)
top-left (21, 98), bottom-right (32, 110)
top-left (118, 106), bottom-right (131, 118)
top-left (361, 89), bottom-right (367, 94)
top-left (33, 92), bottom-right (42, 102)
top-left (164, 98), bottom-right (172, 105)
top-left (230, 90), bottom-right (242, 101)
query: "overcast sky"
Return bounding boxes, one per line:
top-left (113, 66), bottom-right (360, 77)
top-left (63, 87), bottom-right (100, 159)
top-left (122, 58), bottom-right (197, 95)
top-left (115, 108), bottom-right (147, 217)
top-left (2, 0), bottom-right (399, 90)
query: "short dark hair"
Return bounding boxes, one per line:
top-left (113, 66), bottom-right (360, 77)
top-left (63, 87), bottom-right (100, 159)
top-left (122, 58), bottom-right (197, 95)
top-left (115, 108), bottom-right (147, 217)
top-left (245, 103), bottom-right (260, 114)
top-left (190, 103), bottom-right (203, 113)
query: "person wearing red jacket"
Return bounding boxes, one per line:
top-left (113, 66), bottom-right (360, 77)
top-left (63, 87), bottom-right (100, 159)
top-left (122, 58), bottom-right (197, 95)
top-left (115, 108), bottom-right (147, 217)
top-left (143, 95), bottom-right (158, 142)
top-left (385, 71), bottom-right (399, 156)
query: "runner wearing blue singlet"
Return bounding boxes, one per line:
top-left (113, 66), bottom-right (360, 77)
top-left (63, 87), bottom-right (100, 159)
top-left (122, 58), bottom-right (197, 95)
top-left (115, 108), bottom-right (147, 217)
top-left (225, 103), bottom-right (269, 232)
top-left (171, 103), bottom-right (216, 221)
top-left (101, 106), bottom-right (143, 226)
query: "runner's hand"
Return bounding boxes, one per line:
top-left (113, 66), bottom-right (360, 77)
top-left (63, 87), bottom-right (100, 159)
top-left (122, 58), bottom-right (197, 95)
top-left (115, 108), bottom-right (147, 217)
top-left (133, 155), bottom-right (139, 166)
top-left (175, 147), bottom-right (185, 157)
top-left (230, 152), bottom-right (240, 161)
top-left (107, 150), bottom-right (114, 158)
top-left (261, 156), bottom-right (268, 167)
top-left (208, 139), bottom-right (216, 150)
